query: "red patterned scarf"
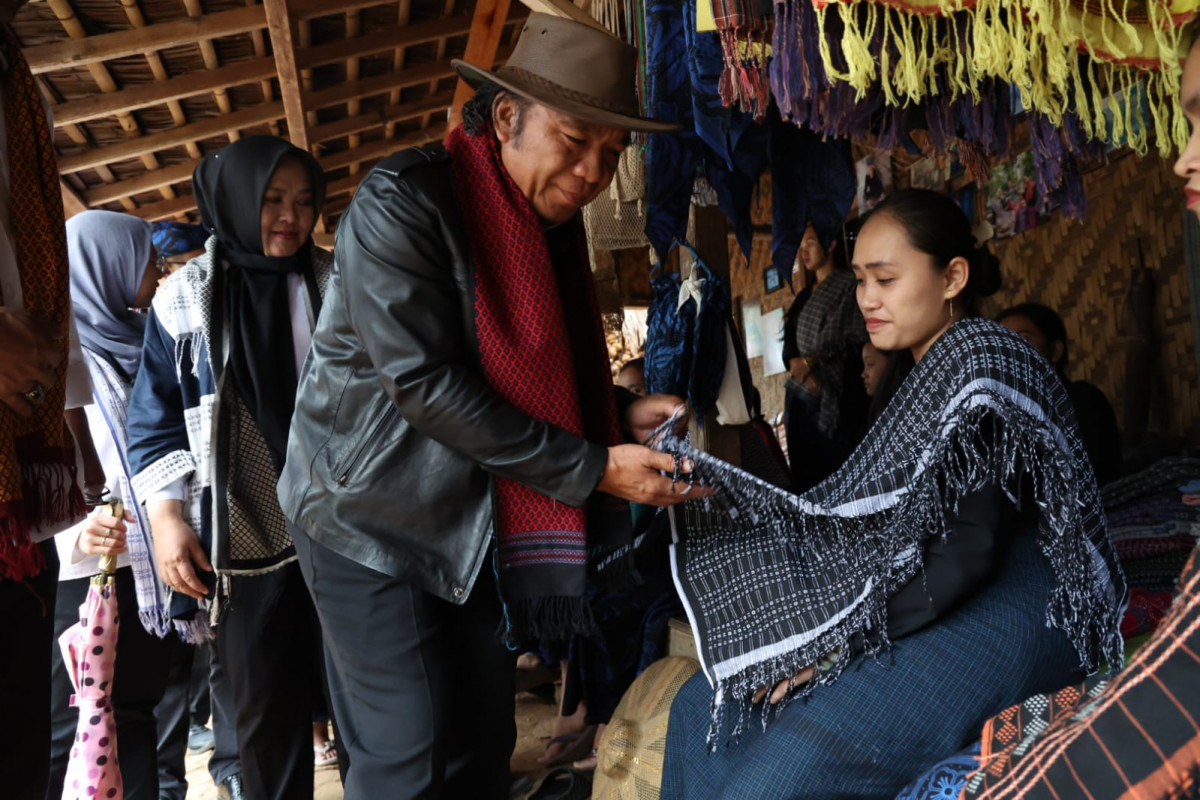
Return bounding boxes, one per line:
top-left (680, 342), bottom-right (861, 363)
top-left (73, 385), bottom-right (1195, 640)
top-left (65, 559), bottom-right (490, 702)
top-left (445, 123), bottom-right (626, 641)
top-left (0, 25), bottom-right (83, 581)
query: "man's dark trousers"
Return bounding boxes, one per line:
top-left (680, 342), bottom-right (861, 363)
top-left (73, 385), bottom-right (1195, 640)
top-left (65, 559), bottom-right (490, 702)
top-left (292, 523), bottom-right (517, 800)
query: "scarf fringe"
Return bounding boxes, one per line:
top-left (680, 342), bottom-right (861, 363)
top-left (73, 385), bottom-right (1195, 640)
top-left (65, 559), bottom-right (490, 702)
top-left (0, 513), bottom-right (46, 581)
top-left (718, 28), bottom-right (773, 122)
top-left (0, 458), bottom-right (84, 581)
top-left (810, 0), bottom-right (1191, 159)
top-left (502, 595), bottom-right (597, 648)
top-left (654, 382), bottom-right (1124, 748)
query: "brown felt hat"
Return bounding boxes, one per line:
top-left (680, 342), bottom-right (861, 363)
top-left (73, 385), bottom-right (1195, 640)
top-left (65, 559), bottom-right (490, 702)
top-left (452, 12), bottom-right (679, 133)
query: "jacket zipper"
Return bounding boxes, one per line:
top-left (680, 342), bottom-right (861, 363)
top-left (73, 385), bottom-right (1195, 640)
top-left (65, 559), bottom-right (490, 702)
top-left (336, 405), bottom-right (396, 485)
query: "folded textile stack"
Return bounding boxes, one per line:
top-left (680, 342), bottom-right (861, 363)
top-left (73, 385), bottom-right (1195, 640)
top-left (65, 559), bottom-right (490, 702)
top-left (1102, 456), bottom-right (1200, 636)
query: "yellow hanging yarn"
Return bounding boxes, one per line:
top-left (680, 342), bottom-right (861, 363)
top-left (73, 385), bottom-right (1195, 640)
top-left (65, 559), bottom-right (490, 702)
top-left (810, 0), bottom-right (1196, 157)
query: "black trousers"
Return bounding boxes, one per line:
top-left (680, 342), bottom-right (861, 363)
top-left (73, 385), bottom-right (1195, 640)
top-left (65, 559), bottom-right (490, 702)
top-left (292, 524), bottom-right (517, 800)
top-left (156, 639), bottom-right (240, 798)
top-left (48, 567), bottom-right (174, 800)
top-left (0, 541), bottom-right (58, 800)
top-left (214, 562), bottom-right (318, 800)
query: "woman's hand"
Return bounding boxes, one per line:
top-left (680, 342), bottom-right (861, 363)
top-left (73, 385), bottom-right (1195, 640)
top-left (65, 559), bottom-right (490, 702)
top-left (77, 507), bottom-right (135, 557)
top-left (625, 393), bottom-right (687, 444)
top-left (753, 665), bottom-right (818, 705)
top-left (147, 500), bottom-right (212, 599)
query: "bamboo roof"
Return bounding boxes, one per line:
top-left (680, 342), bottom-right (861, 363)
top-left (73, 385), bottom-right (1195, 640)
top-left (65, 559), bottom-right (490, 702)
top-left (12, 0), bottom-right (530, 238)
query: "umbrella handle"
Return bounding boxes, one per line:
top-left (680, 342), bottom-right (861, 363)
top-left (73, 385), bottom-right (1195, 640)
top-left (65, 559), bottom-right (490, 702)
top-left (98, 500), bottom-right (124, 575)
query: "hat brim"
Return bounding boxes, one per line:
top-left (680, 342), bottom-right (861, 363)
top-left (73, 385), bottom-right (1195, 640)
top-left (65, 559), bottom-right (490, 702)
top-left (453, 59), bottom-right (680, 134)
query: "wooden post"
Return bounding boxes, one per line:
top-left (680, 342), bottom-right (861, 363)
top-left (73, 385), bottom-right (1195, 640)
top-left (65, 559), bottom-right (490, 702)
top-left (263, 0), bottom-right (310, 152)
top-left (447, 0), bottom-right (513, 133)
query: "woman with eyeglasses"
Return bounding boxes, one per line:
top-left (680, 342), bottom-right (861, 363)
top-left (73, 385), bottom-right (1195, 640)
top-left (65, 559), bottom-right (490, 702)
top-left (47, 209), bottom-right (176, 799)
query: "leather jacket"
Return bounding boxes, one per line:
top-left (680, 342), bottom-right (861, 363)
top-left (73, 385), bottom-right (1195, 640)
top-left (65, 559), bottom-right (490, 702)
top-left (279, 144), bottom-right (607, 604)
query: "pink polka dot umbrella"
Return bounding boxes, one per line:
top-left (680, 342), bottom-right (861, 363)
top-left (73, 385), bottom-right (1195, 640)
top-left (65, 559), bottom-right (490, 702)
top-left (58, 502), bottom-right (124, 800)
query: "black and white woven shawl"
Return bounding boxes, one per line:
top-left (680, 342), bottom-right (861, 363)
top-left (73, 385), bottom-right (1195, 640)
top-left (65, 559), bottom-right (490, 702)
top-left (653, 318), bottom-right (1127, 745)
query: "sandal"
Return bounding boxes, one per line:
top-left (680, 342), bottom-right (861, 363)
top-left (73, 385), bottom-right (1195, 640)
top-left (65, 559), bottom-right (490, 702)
top-left (314, 740), bottom-right (338, 768)
top-left (529, 767), bottom-right (593, 800)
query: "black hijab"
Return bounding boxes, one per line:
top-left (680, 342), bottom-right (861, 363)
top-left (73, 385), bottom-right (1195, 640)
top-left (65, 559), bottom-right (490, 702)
top-left (191, 135), bottom-right (326, 473)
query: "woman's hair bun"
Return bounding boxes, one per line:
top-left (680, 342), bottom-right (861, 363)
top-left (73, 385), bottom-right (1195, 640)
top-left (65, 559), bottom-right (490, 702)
top-left (968, 246), bottom-right (1002, 298)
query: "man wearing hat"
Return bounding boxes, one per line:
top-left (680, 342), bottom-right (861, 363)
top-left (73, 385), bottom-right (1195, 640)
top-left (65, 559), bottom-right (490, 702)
top-left (279, 13), bottom-right (686, 798)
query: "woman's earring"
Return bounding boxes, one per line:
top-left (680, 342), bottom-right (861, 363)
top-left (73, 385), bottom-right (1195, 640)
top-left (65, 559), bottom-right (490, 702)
top-left (948, 298), bottom-right (954, 321)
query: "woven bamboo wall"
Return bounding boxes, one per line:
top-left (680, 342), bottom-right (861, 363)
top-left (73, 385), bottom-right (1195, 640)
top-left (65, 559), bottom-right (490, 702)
top-left (726, 158), bottom-right (1200, 447)
top-left (982, 154), bottom-right (1199, 447)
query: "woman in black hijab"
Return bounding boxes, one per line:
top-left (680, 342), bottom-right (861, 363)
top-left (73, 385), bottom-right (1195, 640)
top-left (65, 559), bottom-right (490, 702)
top-left (127, 135), bottom-right (334, 800)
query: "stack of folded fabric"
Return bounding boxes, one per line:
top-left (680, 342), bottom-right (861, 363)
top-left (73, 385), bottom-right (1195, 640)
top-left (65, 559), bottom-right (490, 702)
top-left (1102, 456), bottom-right (1200, 639)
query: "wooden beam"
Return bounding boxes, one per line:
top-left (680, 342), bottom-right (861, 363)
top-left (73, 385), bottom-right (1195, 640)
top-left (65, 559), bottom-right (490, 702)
top-left (304, 46), bottom-right (511, 113)
top-left (263, 0), bottom-right (310, 151)
top-left (52, 57), bottom-right (276, 128)
top-left (295, 15), bottom-right (473, 71)
top-left (308, 91), bottom-right (452, 146)
top-left (517, 0), bottom-right (608, 31)
top-left (449, 0), bottom-right (514, 131)
top-left (60, 179), bottom-right (87, 218)
top-left (291, 0), bottom-right (401, 21)
top-left (57, 103), bottom-right (285, 175)
top-left (23, 5), bottom-right (267, 74)
top-left (82, 160), bottom-right (197, 207)
top-left (130, 195), bottom-right (199, 222)
top-left (317, 122), bottom-right (446, 172)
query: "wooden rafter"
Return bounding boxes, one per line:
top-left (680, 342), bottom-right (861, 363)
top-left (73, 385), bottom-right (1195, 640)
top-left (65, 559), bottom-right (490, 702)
top-left (448, 0), bottom-right (514, 131)
top-left (297, 14), bottom-right (475, 71)
top-left (307, 91), bottom-right (452, 144)
top-left (183, 0), bottom-right (236, 134)
top-left (57, 103), bottom-right (285, 175)
top-left (60, 179), bottom-right (87, 219)
top-left (386, 0), bottom-right (413, 133)
top-left (121, 0), bottom-right (203, 166)
top-left (23, 5), bottom-right (267, 74)
top-left (344, 8), bottom-right (363, 176)
top-left (52, 57), bottom-right (276, 128)
top-left (246, 0), bottom-right (283, 137)
top-left (263, 0), bottom-right (310, 152)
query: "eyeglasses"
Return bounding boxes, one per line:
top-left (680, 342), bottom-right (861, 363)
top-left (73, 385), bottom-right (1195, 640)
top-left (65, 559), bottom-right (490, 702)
top-left (156, 252), bottom-right (169, 276)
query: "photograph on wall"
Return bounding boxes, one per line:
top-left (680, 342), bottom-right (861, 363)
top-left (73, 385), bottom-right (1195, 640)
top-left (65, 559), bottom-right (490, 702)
top-left (984, 151), bottom-right (1049, 238)
top-left (856, 151), bottom-right (892, 213)
top-left (761, 307), bottom-right (787, 376)
top-left (909, 156), bottom-right (950, 191)
top-left (742, 302), bottom-right (764, 359)
top-left (763, 265), bottom-right (784, 294)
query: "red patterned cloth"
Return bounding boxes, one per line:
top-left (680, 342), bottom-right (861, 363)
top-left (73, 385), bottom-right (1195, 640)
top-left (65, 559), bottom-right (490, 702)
top-left (444, 123), bottom-right (624, 640)
top-left (0, 25), bottom-right (83, 581)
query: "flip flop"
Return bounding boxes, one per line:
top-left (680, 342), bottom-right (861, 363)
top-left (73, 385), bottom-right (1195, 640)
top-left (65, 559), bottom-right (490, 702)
top-left (538, 724), bottom-right (598, 769)
top-left (529, 767), bottom-right (593, 800)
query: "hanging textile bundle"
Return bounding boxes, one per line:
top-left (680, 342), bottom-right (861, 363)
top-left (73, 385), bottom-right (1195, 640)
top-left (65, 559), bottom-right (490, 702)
top-left (643, 241), bottom-right (729, 418)
top-left (801, 0), bottom-right (1197, 159)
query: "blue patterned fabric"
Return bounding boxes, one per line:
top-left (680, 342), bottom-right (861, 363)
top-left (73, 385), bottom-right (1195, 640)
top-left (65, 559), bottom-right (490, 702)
top-left (894, 743), bottom-right (981, 800)
top-left (150, 221), bottom-right (208, 258)
top-left (643, 242), bottom-right (729, 417)
top-left (660, 531), bottom-right (1082, 799)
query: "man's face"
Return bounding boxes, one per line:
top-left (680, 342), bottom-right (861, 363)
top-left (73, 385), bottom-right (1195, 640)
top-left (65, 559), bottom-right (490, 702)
top-left (495, 98), bottom-right (629, 224)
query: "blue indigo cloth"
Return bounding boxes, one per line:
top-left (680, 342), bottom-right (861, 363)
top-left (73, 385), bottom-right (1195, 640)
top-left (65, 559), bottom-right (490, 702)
top-left (661, 532), bottom-right (1081, 799)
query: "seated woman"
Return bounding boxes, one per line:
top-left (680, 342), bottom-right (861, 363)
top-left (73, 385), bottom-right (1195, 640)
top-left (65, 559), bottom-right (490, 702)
top-left (997, 302), bottom-right (1123, 485)
top-left (654, 190), bottom-right (1125, 799)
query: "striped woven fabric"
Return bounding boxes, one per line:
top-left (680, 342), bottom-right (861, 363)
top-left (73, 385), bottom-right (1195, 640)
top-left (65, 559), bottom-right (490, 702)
top-left (963, 541), bottom-right (1200, 800)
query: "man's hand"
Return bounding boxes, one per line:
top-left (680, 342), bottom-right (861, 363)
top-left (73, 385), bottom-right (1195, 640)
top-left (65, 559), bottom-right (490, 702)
top-left (78, 507), bottom-right (135, 557)
top-left (625, 393), bottom-right (687, 444)
top-left (0, 308), bottom-right (63, 418)
top-left (596, 444), bottom-right (701, 507)
top-left (147, 500), bottom-right (212, 600)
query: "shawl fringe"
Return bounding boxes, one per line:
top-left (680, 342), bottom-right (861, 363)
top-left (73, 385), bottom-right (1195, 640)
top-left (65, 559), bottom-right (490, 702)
top-left (501, 596), bottom-right (597, 648)
top-left (651, 320), bottom-right (1125, 747)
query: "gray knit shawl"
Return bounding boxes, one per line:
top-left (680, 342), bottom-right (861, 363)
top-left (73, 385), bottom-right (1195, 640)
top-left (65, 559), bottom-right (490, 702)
top-left (654, 317), bottom-right (1127, 745)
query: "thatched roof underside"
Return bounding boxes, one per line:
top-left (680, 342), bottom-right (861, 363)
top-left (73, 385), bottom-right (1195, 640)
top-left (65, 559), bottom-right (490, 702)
top-left (13, 0), bottom-right (529, 238)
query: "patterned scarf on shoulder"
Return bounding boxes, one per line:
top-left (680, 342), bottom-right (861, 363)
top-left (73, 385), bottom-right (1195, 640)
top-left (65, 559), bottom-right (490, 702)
top-left (652, 318), bottom-right (1127, 746)
top-left (445, 124), bottom-right (627, 642)
top-left (0, 26), bottom-right (83, 581)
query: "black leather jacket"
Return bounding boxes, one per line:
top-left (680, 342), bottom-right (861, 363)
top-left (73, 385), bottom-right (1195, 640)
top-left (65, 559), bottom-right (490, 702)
top-left (278, 144), bottom-right (607, 604)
